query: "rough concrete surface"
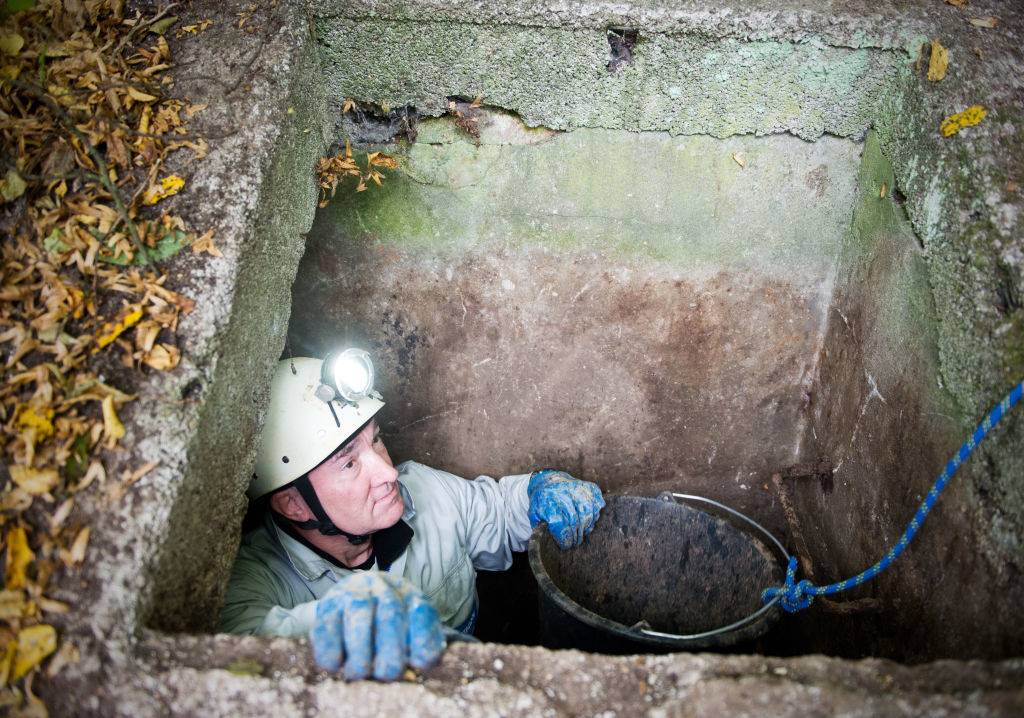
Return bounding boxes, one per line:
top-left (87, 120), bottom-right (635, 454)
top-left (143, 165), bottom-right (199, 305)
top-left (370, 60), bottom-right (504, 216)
top-left (289, 118), bottom-right (862, 541)
top-left (37, 0), bottom-right (1024, 715)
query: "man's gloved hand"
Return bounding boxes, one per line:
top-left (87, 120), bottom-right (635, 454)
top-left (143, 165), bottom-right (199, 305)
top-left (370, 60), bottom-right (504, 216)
top-left (527, 469), bottom-right (605, 549)
top-left (310, 572), bottom-right (445, 681)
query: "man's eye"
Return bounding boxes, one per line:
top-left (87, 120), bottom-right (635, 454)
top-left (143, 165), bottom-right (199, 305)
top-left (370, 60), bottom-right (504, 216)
top-left (372, 435), bottom-right (381, 444)
top-left (344, 460), bottom-right (355, 470)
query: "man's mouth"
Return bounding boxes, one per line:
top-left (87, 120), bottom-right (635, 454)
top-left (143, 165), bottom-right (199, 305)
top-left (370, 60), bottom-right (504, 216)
top-left (376, 484), bottom-right (398, 505)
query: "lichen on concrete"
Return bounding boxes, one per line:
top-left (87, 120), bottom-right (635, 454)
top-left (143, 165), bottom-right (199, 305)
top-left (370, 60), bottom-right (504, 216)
top-left (871, 17), bottom-right (1024, 566)
top-left (327, 113), bottom-right (860, 273)
top-left (318, 19), bottom-right (901, 140)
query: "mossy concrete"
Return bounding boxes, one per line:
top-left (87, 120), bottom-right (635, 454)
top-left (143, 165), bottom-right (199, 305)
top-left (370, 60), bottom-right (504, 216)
top-left (790, 130), bottom-right (1010, 660)
top-left (874, 62), bottom-right (1024, 566)
top-left (325, 112), bottom-right (859, 274)
top-left (318, 0), bottom-right (1024, 654)
top-left (37, 0), bottom-right (1024, 714)
top-left (291, 114), bottom-right (860, 541)
top-left (140, 23), bottom-right (329, 634)
top-left (319, 19), bottom-right (901, 140)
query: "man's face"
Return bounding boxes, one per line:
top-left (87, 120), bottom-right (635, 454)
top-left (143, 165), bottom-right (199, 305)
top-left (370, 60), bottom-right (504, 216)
top-left (305, 419), bottom-right (404, 535)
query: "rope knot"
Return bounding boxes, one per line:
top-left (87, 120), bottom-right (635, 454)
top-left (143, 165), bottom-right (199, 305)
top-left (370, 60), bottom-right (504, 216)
top-left (762, 557), bottom-right (815, 613)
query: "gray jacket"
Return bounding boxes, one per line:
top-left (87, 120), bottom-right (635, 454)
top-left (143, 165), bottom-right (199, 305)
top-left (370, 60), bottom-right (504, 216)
top-left (219, 460), bottom-right (533, 637)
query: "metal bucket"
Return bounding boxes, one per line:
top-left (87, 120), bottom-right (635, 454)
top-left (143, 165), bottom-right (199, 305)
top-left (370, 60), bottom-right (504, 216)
top-left (528, 493), bottom-right (789, 653)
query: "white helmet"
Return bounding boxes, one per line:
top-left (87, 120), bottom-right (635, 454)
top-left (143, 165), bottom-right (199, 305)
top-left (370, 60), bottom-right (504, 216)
top-left (249, 356), bottom-right (384, 499)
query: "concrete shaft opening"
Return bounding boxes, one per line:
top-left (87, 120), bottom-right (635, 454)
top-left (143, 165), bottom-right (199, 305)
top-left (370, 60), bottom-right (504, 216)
top-left (51, 1), bottom-right (1024, 715)
top-left (284, 109), bottom-right (985, 661)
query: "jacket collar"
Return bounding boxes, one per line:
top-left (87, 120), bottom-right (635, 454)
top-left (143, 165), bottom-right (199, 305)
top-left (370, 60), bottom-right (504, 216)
top-left (269, 480), bottom-right (417, 582)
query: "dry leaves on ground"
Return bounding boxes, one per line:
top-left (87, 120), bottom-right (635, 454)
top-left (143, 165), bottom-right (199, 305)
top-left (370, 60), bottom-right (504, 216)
top-left (927, 39), bottom-right (948, 82)
top-left (0, 1), bottom-right (210, 711)
top-left (315, 139), bottom-right (398, 205)
top-left (968, 16), bottom-right (998, 29)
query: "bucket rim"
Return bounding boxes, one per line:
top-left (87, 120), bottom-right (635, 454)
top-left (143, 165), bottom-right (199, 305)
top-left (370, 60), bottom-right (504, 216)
top-left (528, 492), bottom-right (791, 648)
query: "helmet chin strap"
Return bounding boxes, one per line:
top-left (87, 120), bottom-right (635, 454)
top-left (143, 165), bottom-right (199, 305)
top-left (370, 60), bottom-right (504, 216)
top-left (290, 475), bottom-right (372, 545)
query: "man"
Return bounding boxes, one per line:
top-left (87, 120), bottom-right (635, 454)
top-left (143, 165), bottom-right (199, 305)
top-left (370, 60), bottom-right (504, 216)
top-left (220, 355), bottom-right (605, 681)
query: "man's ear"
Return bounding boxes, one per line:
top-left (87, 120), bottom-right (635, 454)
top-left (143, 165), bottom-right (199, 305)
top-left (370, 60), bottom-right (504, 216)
top-left (269, 487), bottom-right (310, 522)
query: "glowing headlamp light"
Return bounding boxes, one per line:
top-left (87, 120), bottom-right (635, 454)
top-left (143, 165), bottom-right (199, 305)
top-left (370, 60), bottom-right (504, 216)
top-left (316, 348), bottom-right (376, 403)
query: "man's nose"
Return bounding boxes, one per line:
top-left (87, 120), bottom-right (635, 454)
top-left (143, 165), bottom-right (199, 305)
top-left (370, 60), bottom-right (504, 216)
top-left (365, 447), bottom-right (398, 484)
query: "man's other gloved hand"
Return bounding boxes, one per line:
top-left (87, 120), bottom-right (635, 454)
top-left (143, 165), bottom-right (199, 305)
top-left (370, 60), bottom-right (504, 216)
top-left (310, 572), bottom-right (445, 681)
top-left (527, 469), bottom-right (605, 549)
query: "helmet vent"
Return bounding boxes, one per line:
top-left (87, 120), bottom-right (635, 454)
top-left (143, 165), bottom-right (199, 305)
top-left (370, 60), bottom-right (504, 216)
top-left (282, 456), bottom-right (289, 463)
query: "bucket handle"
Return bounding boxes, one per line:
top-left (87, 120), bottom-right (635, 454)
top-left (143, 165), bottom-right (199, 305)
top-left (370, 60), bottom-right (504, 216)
top-left (634, 492), bottom-right (792, 642)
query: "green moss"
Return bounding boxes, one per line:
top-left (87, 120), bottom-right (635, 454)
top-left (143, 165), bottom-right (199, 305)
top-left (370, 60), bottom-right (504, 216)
top-left (321, 117), bottom-right (861, 285)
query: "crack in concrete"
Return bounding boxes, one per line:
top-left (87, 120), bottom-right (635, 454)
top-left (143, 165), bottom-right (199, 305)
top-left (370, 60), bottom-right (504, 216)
top-left (833, 370), bottom-right (887, 476)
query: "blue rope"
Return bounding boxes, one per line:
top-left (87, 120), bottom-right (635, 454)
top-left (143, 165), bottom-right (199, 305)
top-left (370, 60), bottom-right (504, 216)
top-left (763, 380), bottom-right (1024, 613)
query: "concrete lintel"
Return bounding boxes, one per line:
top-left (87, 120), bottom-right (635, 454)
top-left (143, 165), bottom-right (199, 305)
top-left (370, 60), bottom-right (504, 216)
top-left (312, 0), bottom-right (943, 52)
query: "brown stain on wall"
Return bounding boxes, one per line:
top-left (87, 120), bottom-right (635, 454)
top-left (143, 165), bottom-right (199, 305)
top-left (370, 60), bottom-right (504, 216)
top-left (290, 240), bottom-right (831, 540)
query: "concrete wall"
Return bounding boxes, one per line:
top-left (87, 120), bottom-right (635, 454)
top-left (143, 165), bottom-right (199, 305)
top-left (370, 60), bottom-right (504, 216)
top-left (42, 0), bottom-right (1024, 713)
top-left (290, 114), bottom-right (862, 541)
top-left (790, 132), bottom-right (1019, 660)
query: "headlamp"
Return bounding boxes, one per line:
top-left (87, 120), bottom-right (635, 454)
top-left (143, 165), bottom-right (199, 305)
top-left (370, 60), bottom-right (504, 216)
top-left (316, 348), bottom-right (376, 404)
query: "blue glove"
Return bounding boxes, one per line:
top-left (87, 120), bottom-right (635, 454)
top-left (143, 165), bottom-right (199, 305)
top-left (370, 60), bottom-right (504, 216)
top-left (310, 572), bottom-right (445, 681)
top-left (527, 469), bottom-right (605, 549)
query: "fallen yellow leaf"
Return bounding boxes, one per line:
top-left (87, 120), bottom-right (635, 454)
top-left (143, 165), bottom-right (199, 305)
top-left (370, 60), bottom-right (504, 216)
top-left (191, 229), bottom-right (222, 257)
top-left (0, 591), bottom-right (26, 621)
top-left (37, 597), bottom-right (70, 615)
top-left (16, 407), bottom-right (54, 439)
top-left (945, 0), bottom-right (968, 7)
top-left (95, 306), bottom-right (144, 350)
top-left (62, 528), bottom-right (90, 566)
top-left (134, 320), bottom-right (161, 353)
top-left (50, 498), bottom-right (74, 531)
top-left (968, 16), bottom-right (998, 28)
top-left (0, 640), bottom-right (14, 688)
top-left (731, 152), bottom-right (746, 168)
top-left (4, 528), bottom-right (33, 590)
top-left (143, 175), bottom-right (186, 205)
top-left (102, 395), bottom-right (125, 447)
top-left (0, 32), bottom-right (24, 56)
top-left (940, 104), bottom-right (987, 137)
top-left (74, 461), bottom-right (106, 493)
top-left (880, 181), bottom-right (888, 199)
top-left (142, 343), bottom-right (180, 371)
top-left (13, 625), bottom-right (57, 681)
top-left (9, 466), bottom-right (58, 496)
top-left (0, 488), bottom-right (32, 514)
top-left (127, 87), bottom-right (158, 102)
top-left (123, 461), bottom-right (159, 486)
top-left (367, 152), bottom-right (399, 170)
top-left (178, 18), bottom-right (213, 34)
top-left (1, 169), bottom-right (26, 202)
top-left (927, 39), bottom-right (948, 81)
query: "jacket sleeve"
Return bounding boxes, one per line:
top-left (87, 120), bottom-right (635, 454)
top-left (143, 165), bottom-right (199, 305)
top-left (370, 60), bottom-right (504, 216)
top-left (218, 554), bottom-right (318, 638)
top-left (424, 464), bottom-right (533, 571)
